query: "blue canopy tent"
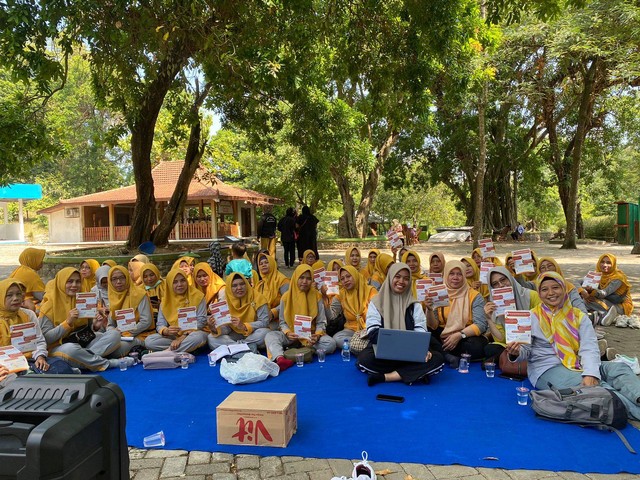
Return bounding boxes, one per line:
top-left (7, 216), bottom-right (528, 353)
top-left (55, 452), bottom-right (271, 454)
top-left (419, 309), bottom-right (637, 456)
top-left (0, 184), bottom-right (42, 242)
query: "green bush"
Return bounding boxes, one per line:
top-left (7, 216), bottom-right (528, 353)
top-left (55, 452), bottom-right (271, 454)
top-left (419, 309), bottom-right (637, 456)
top-left (583, 215), bottom-right (615, 240)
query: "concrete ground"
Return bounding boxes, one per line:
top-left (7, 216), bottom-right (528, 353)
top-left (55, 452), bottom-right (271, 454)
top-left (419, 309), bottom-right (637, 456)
top-left (2, 241), bottom-right (640, 479)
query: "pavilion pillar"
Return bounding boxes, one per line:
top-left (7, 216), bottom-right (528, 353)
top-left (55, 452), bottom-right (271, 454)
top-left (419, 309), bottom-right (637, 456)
top-left (210, 200), bottom-right (218, 239)
top-left (18, 199), bottom-right (24, 241)
top-left (108, 204), bottom-right (115, 241)
top-left (251, 205), bottom-right (257, 236)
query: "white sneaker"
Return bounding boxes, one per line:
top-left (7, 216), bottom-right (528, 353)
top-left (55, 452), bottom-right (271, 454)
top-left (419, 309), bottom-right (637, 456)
top-left (628, 315), bottom-right (640, 329)
top-left (611, 354), bottom-right (640, 375)
top-left (615, 315), bottom-right (630, 328)
top-left (352, 451), bottom-right (376, 480)
top-left (601, 308), bottom-right (619, 326)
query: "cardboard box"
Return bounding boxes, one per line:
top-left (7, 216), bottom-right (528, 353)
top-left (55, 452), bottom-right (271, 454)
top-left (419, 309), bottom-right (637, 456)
top-left (216, 392), bottom-right (297, 447)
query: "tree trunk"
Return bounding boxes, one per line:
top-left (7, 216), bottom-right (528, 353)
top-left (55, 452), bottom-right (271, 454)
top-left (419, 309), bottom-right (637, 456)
top-left (561, 59), bottom-right (599, 249)
top-left (472, 81), bottom-right (488, 248)
top-left (329, 164), bottom-right (358, 237)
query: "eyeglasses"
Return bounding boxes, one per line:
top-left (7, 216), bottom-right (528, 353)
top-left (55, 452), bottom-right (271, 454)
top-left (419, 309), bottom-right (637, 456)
top-left (111, 276), bottom-right (127, 284)
top-left (490, 277), bottom-right (511, 289)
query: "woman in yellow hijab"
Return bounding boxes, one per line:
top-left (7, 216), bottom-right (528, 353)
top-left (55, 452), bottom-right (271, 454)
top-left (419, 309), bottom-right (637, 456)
top-left (171, 256), bottom-right (197, 285)
top-left (302, 249), bottom-right (325, 270)
top-left (345, 247), bottom-right (362, 270)
top-left (144, 268), bottom-right (208, 352)
top-left (79, 259), bottom-right (100, 292)
top-left (0, 279), bottom-right (74, 374)
top-left (207, 273), bottom-right (270, 352)
top-left (105, 266), bottom-right (154, 355)
top-left (471, 248), bottom-right (503, 268)
top-left (254, 253), bottom-right (290, 322)
top-left (39, 267), bottom-right (124, 371)
top-left (327, 266), bottom-right (376, 344)
top-left (193, 262), bottom-right (226, 306)
top-left (9, 248), bottom-right (47, 310)
top-left (505, 271), bottom-right (640, 420)
top-left (369, 253), bottom-right (394, 290)
top-left (140, 263), bottom-right (165, 316)
top-left (361, 249), bottom-right (379, 282)
top-left (402, 250), bottom-right (426, 296)
top-left (580, 253), bottom-right (634, 325)
top-left (264, 264), bottom-right (337, 371)
top-left (537, 257), bottom-right (587, 314)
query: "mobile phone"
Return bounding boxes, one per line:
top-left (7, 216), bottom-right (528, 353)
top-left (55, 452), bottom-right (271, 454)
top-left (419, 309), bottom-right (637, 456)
top-left (376, 394), bottom-right (405, 403)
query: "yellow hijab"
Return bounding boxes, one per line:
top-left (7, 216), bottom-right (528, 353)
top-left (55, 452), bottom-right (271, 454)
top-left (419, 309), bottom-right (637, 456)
top-left (9, 248), bottom-right (46, 295)
top-left (344, 247), bottom-right (362, 269)
top-left (102, 259), bottom-right (117, 268)
top-left (462, 256), bottom-right (479, 286)
top-left (140, 263), bottom-right (165, 297)
top-left (281, 264), bottom-right (321, 331)
top-left (441, 260), bottom-right (472, 337)
top-left (80, 259), bottom-right (100, 292)
top-left (302, 249), bottom-right (325, 270)
top-left (193, 262), bottom-right (226, 305)
top-left (326, 259), bottom-right (344, 272)
top-left (0, 280), bottom-right (31, 348)
top-left (337, 266), bottom-right (374, 330)
top-left (472, 248), bottom-right (503, 267)
top-left (107, 266), bottom-right (147, 318)
top-left (255, 253), bottom-right (290, 309)
top-left (172, 256), bottom-right (196, 285)
top-left (226, 273), bottom-right (269, 331)
top-left (361, 249), bottom-right (380, 281)
top-left (533, 272), bottom-right (582, 371)
top-left (40, 267), bottom-right (79, 327)
top-left (537, 257), bottom-right (575, 292)
top-left (160, 268), bottom-right (204, 327)
top-left (371, 253), bottom-right (394, 286)
top-left (429, 252), bottom-right (446, 273)
top-left (595, 253), bottom-right (633, 315)
top-left (402, 250), bottom-right (426, 296)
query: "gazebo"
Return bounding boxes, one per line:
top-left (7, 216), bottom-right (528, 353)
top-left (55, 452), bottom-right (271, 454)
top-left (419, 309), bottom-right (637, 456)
top-left (0, 183), bottom-right (43, 242)
top-left (38, 161), bottom-right (282, 243)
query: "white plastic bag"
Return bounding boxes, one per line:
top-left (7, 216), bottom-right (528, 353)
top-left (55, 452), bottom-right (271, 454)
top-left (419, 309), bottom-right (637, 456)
top-left (219, 353), bottom-right (279, 385)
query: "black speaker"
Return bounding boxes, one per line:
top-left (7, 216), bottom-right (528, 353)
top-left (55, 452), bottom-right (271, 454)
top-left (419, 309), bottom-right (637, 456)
top-left (0, 375), bottom-right (129, 480)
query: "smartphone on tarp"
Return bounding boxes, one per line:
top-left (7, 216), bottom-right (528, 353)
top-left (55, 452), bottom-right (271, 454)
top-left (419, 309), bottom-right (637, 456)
top-left (376, 394), bottom-right (405, 403)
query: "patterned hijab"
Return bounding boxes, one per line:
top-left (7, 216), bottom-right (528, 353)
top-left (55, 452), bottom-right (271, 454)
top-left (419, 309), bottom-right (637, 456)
top-left (207, 241), bottom-right (226, 277)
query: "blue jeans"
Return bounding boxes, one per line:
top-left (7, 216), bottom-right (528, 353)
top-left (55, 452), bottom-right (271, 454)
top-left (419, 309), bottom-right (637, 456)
top-left (29, 356), bottom-right (76, 374)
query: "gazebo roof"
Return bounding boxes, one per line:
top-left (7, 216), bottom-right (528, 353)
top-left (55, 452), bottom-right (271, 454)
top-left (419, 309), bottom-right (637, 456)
top-left (38, 161), bottom-right (281, 214)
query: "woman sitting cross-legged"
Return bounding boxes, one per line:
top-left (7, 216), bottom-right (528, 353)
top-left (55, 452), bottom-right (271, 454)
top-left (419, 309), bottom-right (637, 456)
top-left (265, 264), bottom-right (337, 371)
top-left (356, 263), bottom-right (444, 386)
top-left (1, 279), bottom-right (75, 374)
top-left (254, 253), bottom-right (290, 326)
top-left (506, 271), bottom-right (640, 420)
top-left (39, 267), bottom-right (125, 371)
top-left (9, 247), bottom-right (47, 311)
top-left (207, 273), bottom-right (271, 352)
top-left (144, 268), bottom-right (209, 353)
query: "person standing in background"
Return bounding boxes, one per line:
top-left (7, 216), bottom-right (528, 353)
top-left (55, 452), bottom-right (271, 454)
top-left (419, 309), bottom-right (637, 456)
top-left (278, 207), bottom-right (297, 268)
top-left (257, 206), bottom-right (278, 259)
top-left (296, 205), bottom-right (319, 262)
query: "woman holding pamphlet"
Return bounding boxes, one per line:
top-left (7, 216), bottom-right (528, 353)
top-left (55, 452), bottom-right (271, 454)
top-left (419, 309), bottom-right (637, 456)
top-left (207, 273), bottom-right (271, 352)
top-left (264, 264), bottom-right (336, 371)
top-left (39, 267), bottom-right (125, 371)
top-left (471, 248), bottom-right (503, 268)
top-left (483, 267), bottom-right (541, 362)
top-left (9, 247), bottom-right (46, 311)
top-left (0, 279), bottom-right (75, 374)
top-left (537, 257), bottom-right (587, 314)
top-left (103, 266), bottom-right (154, 356)
top-left (461, 257), bottom-right (489, 299)
top-left (369, 253), bottom-right (394, 290)
top-left (140, 263), bottom-right (165, 318)
top-left (361, 249), bottom-right (379, 282)
top-left (326, 265), bottom-right (377, 345)
top-left (144, 269), bottom-right (209, 353)
top-left (254, 253), bottom-right (290, 323)
top-left (506, 271), bottom-right (640, 420)
top-left (79, 258), bottom-right (100, 292)
top-left (194, 262), bottom-right (226, 305)
top-left (433, 260), bottom-right (488, 366)
top-left (579, 253), bottom-right (633, 326)
top-left (402, 250), bottom-right (427, 296)
top-left (356, 263), bottom-right (444, 386)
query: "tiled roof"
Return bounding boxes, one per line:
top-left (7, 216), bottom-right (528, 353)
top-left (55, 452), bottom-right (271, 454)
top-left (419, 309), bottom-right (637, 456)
top-left (38, 161), bottom-right (282, 214)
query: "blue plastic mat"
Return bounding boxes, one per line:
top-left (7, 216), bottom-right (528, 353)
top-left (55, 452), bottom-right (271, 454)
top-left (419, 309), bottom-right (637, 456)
top-left (101, 353), bottom-right (640, 474)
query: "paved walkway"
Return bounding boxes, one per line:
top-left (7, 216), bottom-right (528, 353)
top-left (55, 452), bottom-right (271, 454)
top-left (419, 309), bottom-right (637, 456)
top-left (2, 242), bottom-right (640, 479)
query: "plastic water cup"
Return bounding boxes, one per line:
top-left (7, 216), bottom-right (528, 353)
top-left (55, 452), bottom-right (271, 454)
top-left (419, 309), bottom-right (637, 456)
top-left (208, 354), bottom-right (216, 367)
top-left (517, 386), bottom-right (530, 405)
top-left (143, 430), bottom-right (165, 448)
top-left (180, 355), bottom-right (189, 369)
top-left (458, 354), bottom-right (470, 373)
top-left (485, 362), bottom-right (496, 378)
top-left (317, 349), bottom-right (326, 363)
top-left (119, 358), bottom-right (128, 372)
top-left (295, 353), bottom-right (304, 367)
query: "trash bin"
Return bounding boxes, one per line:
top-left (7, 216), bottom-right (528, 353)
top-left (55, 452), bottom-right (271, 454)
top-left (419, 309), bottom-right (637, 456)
top-left (615, 201), bottom-right (638, 245)
top-left (0, 375), bottom-right (129, 480)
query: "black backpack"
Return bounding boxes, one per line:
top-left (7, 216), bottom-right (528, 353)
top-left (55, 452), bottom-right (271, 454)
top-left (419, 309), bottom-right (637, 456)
top-left (530, 385), bottom-right (635, 453)
top-left (260, 213), bottom-right (277, 237)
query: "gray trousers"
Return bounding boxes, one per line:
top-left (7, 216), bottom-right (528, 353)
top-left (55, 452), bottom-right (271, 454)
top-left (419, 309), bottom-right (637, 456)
top-left (207, 327), bottom-right (271, 351)
top-left (111, 337), bottom-right (144, 358)
top-left (536, 362), bottom-right (640, 420)
top-left (333, 329), bottom-right (356, 346)
top-left (264, 330), bottom-right (337, 359)
top-left (145, 331), bottom-right (208, 353)
top-left (49, 329), bottom-right (121, 372)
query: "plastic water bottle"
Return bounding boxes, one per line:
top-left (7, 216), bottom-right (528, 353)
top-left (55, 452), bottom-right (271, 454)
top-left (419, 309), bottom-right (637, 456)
top-left (342, 339), bottom-right (351, 362)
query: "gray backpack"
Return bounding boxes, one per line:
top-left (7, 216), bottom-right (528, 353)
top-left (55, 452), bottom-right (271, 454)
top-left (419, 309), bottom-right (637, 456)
top-left (530, 385), bottom-right (635, 453)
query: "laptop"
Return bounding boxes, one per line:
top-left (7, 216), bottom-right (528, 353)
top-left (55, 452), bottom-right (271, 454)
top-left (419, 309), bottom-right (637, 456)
top-left (373, 329), bottom-right (431, 362)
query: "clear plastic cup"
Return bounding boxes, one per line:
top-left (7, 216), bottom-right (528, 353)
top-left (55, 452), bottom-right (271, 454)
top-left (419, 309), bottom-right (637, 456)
top-left (485, 362), bottom-right (496, 378)
top-left (208, 354), bottom-right (216, 367)
top-left (317, 349), bottom-right (326, 363)
top-left (458, 354), bottom-right (470, 373)
top-left (295, 353), bottom-right (304, 367)
top-left (180, 355), bottom-right (189, 369)
top-left (119, 358), bottom-right (128, 372)
top-left (143, 430), bottom-right (165, 448)
top-left (517, 386), bottom-right (530, 405)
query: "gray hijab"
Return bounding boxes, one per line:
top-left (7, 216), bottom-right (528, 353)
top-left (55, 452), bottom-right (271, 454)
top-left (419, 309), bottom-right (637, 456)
top-left (371, 262), bottom-right (418, 331)
top-left (488, 266), bottom-right (533, 311)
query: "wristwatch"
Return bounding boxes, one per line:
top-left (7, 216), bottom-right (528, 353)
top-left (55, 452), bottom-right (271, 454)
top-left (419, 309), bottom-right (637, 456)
top-left (460, 331), bottom-right (467, 339)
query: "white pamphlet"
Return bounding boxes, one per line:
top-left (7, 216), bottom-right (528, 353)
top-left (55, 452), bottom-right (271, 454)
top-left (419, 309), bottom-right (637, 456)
top-left (10, 322), bottom-right (37, 353)
top-left (177, 306), bottom-right (198, 331)
top-left (479, 238), bottom-right (496, 259)
top-left (387, 231), bottom-right (403, 249)
top-left (513, 249), bottom-right (535, 275)
top-left (0, 345), bottom-right (29, 373)
top-left (427, 284), bottom-right (449, 308)
top-left (76, 292), bottom-right (98, 318)
top-left (504, 310), bottom-right (532, 344)
top-left (428, 272), bottom-right (443, 285)
top-left (480, 262), bottom-right (495, 284)
top-left (313, 268), bottom-right (326, 288)
top-left (491, 287), bottom-right (515, 316)
top-left (209, 301), bottom-right (232, 328)
top-left (415, 278), bottom-right (434, 302)
top-left (294, 314), bottom-right (313, 339)
top-left (209, 344), bottom-right (251, 363)
top-left (324, 271), bottom-right (340, 295)
top-left (115, 308), bottom-right (137, 332)
top-left (582, 271), bottom-right (602, 289)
